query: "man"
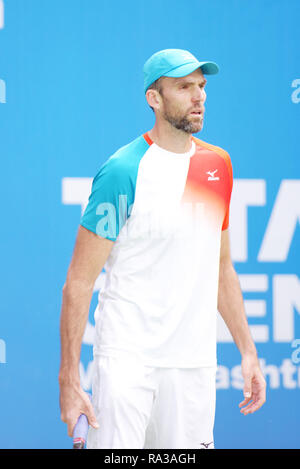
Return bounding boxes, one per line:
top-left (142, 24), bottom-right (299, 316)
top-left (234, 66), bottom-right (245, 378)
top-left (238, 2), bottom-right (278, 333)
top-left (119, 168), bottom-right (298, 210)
top-left (59, 49), bottom-right (266, 449)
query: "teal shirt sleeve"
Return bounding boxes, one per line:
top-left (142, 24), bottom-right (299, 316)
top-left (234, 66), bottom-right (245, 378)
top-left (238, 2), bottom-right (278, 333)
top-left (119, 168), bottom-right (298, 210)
top-left (80, 136), bottom-right (149, 241)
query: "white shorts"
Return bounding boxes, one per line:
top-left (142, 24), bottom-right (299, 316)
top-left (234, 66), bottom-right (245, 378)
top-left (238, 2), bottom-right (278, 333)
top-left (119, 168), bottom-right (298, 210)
top-left (87, 354), bottom-right (216, 449)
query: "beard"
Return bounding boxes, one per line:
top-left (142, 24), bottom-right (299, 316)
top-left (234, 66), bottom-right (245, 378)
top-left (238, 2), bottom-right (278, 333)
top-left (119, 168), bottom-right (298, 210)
top-left (162, 101), bottom-right (204, 134)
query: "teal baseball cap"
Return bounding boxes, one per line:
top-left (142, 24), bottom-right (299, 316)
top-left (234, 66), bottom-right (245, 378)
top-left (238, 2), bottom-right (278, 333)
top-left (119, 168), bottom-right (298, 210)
top-left (143, 49), bottom-right (219, 93)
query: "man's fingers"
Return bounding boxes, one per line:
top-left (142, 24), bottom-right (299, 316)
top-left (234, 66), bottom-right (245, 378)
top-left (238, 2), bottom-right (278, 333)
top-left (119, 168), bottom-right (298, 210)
top-left (239, 395), bottom-right (252, 407)
top-left (86, 408), bottom-right (99, 429)
top-left (63, 408), bottom-right (97, 438)
top-left (60, 409), bottom-right (81, 437)
top-left (239, 396), bottom-right (251, 408)
top-left (80, 395), bottom-right (99, 429)
top-left (240, 392), bottom-right (266, 415)
top-left (240, 370), bottom-right (254, 411)
top-left (240, 359), bottom-right (266, 415)
top-left (244, 402), bottom-right (262, 414)
top-left (243, 375), bottom-right (252, 400)
top-left (60, 389), bottom-right (99, 437)
top-left (67, 417), bottom-right (79, 438)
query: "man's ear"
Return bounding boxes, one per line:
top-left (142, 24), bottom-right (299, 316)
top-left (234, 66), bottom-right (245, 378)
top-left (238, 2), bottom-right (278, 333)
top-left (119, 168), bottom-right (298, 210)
top-left (146, 89), bottom-right (161, 112)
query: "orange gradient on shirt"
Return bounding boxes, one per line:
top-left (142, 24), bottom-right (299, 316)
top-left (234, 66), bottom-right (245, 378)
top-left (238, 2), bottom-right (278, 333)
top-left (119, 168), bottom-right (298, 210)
top-left (182, 137), bottom-right (233, 231)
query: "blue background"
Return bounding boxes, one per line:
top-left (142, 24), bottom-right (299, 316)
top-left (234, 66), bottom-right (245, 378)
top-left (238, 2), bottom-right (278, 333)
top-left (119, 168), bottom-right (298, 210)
top-left (0, 0), bottom-right (299, 449)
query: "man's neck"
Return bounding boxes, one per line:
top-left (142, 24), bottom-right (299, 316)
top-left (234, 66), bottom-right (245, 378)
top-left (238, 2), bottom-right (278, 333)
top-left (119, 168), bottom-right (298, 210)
top-left (148, 122), bottom-right (193, 154)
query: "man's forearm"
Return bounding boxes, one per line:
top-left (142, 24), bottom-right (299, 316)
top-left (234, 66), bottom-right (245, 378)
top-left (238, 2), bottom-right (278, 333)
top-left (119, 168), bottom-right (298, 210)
top-left (218, 262), bottom-right (257, 358)
top-left (59, 281), bottom-right (94, 384)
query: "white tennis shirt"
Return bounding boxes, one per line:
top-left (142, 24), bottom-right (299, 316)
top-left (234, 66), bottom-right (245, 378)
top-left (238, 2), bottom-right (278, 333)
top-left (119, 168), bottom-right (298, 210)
top-left (80, 132), bottom-right (233, 367)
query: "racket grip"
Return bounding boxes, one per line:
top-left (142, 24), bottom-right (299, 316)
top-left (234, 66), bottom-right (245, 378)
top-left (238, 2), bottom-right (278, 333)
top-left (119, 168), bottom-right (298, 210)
top-left (72, 394), bottom-right (92, 449)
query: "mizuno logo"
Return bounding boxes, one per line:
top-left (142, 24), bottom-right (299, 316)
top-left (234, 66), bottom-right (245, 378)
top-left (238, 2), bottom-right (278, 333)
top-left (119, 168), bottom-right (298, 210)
top-left (200, 441), bottom-right (214, 449)
top-left (206, 169), bottom-right (220, 181)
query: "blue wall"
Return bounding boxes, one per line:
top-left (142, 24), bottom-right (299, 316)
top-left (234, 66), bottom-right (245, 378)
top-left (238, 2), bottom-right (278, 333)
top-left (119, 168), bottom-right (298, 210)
top-left (0, 0), bottom-right (299, 449)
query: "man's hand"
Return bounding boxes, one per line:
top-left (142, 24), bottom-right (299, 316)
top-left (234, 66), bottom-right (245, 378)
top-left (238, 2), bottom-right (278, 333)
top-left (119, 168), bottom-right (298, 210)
top-left (59, 381), bottom-right (99, 437)
top-left (59, 227), bottom-right (113, 438)
top-left (239, 354), bottom-right (266, 415)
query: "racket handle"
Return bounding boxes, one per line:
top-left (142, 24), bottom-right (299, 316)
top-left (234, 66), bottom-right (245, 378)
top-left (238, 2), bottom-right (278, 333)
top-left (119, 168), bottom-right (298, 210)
top-left (73, 413), bottom-right (89, 449)
top-left (72, 394), bottom-right (92, 449)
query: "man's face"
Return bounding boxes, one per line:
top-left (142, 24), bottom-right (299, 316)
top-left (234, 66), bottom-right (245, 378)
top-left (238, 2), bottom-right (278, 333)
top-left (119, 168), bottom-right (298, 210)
top-left (158, 68), bottom-right (207, 134)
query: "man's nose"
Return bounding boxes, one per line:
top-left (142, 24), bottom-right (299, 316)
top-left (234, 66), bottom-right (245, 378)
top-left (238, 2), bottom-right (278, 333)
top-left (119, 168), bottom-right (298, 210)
top-left (192, 88), bottom-right (206, 103)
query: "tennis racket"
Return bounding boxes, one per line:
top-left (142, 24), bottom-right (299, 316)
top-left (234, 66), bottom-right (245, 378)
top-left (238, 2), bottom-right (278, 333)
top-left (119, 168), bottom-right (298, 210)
top-left (72, 394), bottom-right (92, 449)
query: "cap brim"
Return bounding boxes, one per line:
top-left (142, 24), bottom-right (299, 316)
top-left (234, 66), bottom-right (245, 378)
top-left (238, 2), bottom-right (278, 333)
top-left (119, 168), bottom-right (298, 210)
top-left (164, 61), bottom-right (219, 78)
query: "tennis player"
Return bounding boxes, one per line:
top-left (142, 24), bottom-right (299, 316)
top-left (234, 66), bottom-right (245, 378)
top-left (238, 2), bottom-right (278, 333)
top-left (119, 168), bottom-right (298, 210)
top-left (59, 49), bottom-right (266, 449)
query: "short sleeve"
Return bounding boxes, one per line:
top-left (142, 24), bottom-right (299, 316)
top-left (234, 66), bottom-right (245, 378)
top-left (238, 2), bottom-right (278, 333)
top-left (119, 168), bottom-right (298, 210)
top-left (221, 152), bottom-right (233, 231)
top-left (80, 158), bottom-right (134, 241)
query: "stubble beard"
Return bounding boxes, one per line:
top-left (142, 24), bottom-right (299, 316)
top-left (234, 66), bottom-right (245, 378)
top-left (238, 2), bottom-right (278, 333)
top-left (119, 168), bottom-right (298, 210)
top-left (162, 104), bottom-right (204, 134)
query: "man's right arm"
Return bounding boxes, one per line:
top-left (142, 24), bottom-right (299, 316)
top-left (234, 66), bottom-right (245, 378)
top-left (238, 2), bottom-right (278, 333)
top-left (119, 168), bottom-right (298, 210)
top-left (59, 225), bottom-right (114, 437)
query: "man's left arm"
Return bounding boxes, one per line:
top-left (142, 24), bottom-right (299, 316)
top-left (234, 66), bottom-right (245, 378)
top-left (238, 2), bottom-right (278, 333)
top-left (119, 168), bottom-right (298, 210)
top-left (217, 228), bottom-right (266, 415)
